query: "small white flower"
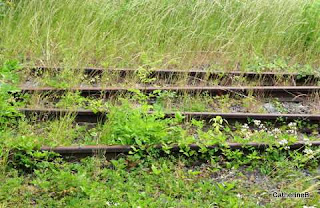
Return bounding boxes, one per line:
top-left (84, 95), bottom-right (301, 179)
top-left (308, 156), bottom-right (314, 159)
top-left (303, 137), bottom-right (311, 146)
top-left (287, 123), bottom-right (297, 134)
top-left (304, 148), bottom-right (315, 159)
top-left (253, 120), bottom-right (261, 126)
top-left (304, 148), bottom-right (314, 155)
top-left (279, 139), bottom-right (288, 145)
top-left (106, 201), bottom-right (119, 206)
top-left (288, 122), bottom-right (297, 128)
top-left (241, 124), bottom-right (250, 133)
top-left (272, 128), bottom-right (281, 134)
top-left (242, 123), bottom-right (249, 129)
top-left (303, 206), bottom-right (316, 208)
top-left (284, 146), bottom-right (290, 150)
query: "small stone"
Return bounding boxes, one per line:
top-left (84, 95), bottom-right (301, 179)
top-left (282, 102), bottom-right (311, 114)
top-left (230, 104), bottom-right (245, 113)
top-left (263, 103), bottom-right (279, 113)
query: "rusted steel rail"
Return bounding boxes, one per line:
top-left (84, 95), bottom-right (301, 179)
top-left (19, 108), bottom-right (320, 123)
top-left (29, 66), bottom-right (320, 79)
top-left (26, 67), bottom-right (320, 86)
top-left (19, 86), bottom-right (320, 99)
top-left (40, 142), bottom-right (320, 157)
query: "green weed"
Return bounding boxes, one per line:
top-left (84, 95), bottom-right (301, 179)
top-left (100, 99), bottom-right (185, 146)
top-left (0, 61), bottom-right (21, 130)
top-left (0, 155), bottom-right (319, 207)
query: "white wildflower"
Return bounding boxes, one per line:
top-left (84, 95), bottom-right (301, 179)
top-left (288, 122), bottom-right (297, 129)
top-left (106, 201), bottom-right (119, 206)
top-left (286, 130), bottom-right (293, 134)
top-left (259, 124), bottom-right (265, 129)
top-left (304, 148), bottom-right (315, 159)
top-left (279, 139), bottom-right (288, 146)
top-left (304, 148), bottom-right (313, 155)
top-left (253, 120), bottom-right (261, 126)
top-left (288, 122), bottom-right (297, 128)
top-left (268, 131), bottom-right (274, 136)
top-left (303, 205), bottom-right (316, 208)
top-left (272, 128), bottom-right (281, 134)
top-left (242, 123), bottom-right (249, 129)
top-left (284, 146), bottom-right (290, 150)
top-left (241, 123), bottom-right (250, 133)
top-left (308, 155), bottom-right (314, 159)
top-left (303, 137), bottom-right (311, 146)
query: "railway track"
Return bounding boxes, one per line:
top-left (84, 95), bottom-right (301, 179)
top-left (28, 66), bottom-right (320, 80)
top-left (40, 142), bottom-right (320, 158)
top-left (19, 108), bottom-right (320, 123)
top-left (24, 67), bottom-right (320, 87)
top-left (19, 86), bottom-right (320, 101)
top-left (15, 67), bottom-right (320, 158)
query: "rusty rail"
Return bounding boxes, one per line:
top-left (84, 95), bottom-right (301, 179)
top-left (25, 66), bottom-right (320, 87)
top-left (19, 86), bottom-right (320, 100)
top-left (19, 108), bottom-right (320, 123)
top-left (40, 142), bottom-right (320, 157)
top-left (29, 66), bottom-right (320, 78)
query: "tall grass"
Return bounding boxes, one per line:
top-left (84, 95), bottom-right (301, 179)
top-left (0, 0), bottom-right (319, 70)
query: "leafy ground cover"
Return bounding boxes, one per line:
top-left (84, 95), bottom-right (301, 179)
top-left (7, 100), bottom-right (320, 148)
top-left (0, 154), bottom-right (320, 207)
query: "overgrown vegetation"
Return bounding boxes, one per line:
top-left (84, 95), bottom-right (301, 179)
top-left (0, 0), bottom-right (320, 71)
top-left (1, 62), bottom-right (320, 207)
top-left (1, 154), bottom-right (320, 207)
top-left (1, 0), bottom-right (320, 206)
top-left (0, 60), bottom-right (21, 129)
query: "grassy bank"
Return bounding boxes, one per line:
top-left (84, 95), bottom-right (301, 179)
top-left (1, 155), bottom-right (319, 207)
top-left (0, 0), bottom-right (320, 71)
